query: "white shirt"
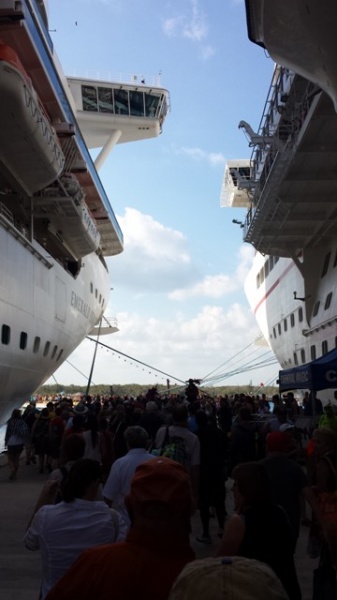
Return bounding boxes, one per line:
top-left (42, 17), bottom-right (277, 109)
top-left (154, 425), bottom-right (200, 469)
top-left (24, 498), bottom-right (126, 600)
top-left (103, 448), bottom-right (155, 526)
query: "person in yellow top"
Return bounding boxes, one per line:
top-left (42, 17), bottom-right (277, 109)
top-left (318, 405), bottom-right (337, 436)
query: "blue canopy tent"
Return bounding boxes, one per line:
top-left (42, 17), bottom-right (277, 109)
top-left (279, 347), bottom-right (337, 393)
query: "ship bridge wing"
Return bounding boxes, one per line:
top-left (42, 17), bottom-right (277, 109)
top-left (0, 0), bottom-right (123, 257)
top-left (236, 66), bottom-right (337, 258)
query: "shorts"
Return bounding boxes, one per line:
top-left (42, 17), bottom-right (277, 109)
top-left (7, 444), bottom-right (24, 455)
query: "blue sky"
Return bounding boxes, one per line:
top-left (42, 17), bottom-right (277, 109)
top-left (46, 0), bottom-right (280, 391)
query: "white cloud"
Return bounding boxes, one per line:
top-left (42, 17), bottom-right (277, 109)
top-left (109, 208), bottom-right (200, 292)
top-left (162, 0), bottom-right (215, 59)
top-left (174, 145), bottom-right (226, 166)
top-left (51, 301), bottom-right (277, 388)
top-left (169, 274), bottom-right (237, 300)
top-left (169, 244), bottom-right (254, 300)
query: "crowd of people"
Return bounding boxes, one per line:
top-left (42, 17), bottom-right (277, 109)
top-left (4, 385), bottom-right (337, 598)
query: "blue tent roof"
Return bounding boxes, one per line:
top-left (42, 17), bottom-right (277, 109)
top-left (279, 347), bottom-right (337, 392)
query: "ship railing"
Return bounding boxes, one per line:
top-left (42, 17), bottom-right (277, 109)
top-left (245, 65), bottom-right (321, 245)
top-left (68, 69), bottom-right (164, 88)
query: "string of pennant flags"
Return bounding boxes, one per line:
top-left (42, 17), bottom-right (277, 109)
top-left (86, 336), bottom-right (186, 385)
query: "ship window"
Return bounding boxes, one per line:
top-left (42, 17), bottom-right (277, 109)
top-left (269, 256), bottom-right (274, 271)
top-left (264, 261), bottom-right (269, 278)
top-left (129, 90), bottom-right (145, 116)
top-left (43, 341), bottom-right (51, 357)
top-left (144, 92), bottom-right (160, 117)
top-left (278, 323), bottom-right (281, 335)
top-left (102, 299), bottom-right (105, 309)
top-left (322, 340), bottom-right (328, 355)
top-left (1, 324), bottom-right (10, 345)
top-left (256, 273), bottom-right (260, 288)
top-left (293, 352), bottom-right (298, 366)
top-left (99, 294), bottom-right (102, 304)
top-left (51, 345), bottom-right (58, 359)
top-left (290, 313), bottom-right (295, 327)
top-left (300, 349), bottom-right (306, 363)
top-left (95, 289), bottom-right (98, 299)
top-left (298, 307), bottom-right (303, 322)
top-left (310, 345), bottom-right (316, 360)
top-left (260, 268), bottom-right (265, 284)
top-left (33, 337), bottom-right (40, 353)
top-left (313, 301), bottom-right (320, 317)
top-left (114, 89), bottom-right (129, 115)
top-left (82, 85), bottom-right (98, 112)
top-left (98, 87), bottom-right (114, 113)
top-left (273, 327), bottom-right (276, 338)
top-left (325, 292), bottom-right (333, 310)
top-left (283, 318), bottom-right (287, 332)
top-left (90, 282), bottom-right (93, 293)
top-left (56, 349), bottom-right (64, 362)
top-left (20, 332), bottom-right (27, 350)
top-left (321, 252), bottom-right (331, 277)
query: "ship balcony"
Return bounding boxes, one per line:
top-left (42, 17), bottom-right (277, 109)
top-left (242, 69), bottom-right (337, 258)
top-left (67, 76), bottom-right (170, 148)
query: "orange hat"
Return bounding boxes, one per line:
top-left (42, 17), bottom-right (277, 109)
top-left (128, 457), bottom-right (192, 513)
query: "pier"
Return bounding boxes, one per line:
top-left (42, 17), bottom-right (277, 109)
top-left (0, 452), bottom-right (314, 600)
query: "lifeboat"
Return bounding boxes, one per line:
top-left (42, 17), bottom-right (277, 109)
top-left (0, 44), bottom-right (65, 195)
top-left (36, 174), bottom-right (101, 258)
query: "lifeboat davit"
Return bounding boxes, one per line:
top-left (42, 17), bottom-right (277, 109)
top-left (0, 44), bottom-right (65, 195)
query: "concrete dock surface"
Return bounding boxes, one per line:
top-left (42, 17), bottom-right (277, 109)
top-left (0, 454), bottom-right (315, 600)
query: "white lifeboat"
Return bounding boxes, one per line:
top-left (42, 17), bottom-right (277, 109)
top-left (0, 44), bottom-right (65, 195)
top-left (36, 174), bottom-right (101, 258)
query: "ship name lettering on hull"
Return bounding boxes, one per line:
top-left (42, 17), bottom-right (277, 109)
top-left (71, 292), bottom-right (96, 326)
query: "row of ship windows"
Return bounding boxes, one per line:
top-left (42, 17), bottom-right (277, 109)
top-left (1, 325), bottom-right (64, 362)
top-left (272, 291), bottom-right (333, 339)
top-left (90, 283), bottom-right (105, 309)
top-left (258, 249), bottom-right (337, 289)
top-left (82, 85), bottom-right (162, 118)
top-left (292, 339), bottom-right (336, 367)
top-left (257, 256), bottom-right (280, 288)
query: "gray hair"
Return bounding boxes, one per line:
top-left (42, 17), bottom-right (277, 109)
top-left (124, 426), bottom-right (149, 449)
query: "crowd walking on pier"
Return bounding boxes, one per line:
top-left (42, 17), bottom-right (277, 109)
top-left (3, 385), bottom-right (337, 598)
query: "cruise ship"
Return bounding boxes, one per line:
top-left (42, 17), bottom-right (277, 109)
top-left (221, 0), bottom-right (337, 394)
top-left (0, 0), bottom-right (169, 423)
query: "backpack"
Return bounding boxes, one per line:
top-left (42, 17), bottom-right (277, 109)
top-left (153, 426), bottom-right (189, 470)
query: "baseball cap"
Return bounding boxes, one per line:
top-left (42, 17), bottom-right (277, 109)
top-left (128, 457), bottom-right (192, 513)
top-left (168, 557), bottom-right (288, 600)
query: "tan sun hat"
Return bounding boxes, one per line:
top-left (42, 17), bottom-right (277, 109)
top-left (168, 556), bottom-right (288, 600)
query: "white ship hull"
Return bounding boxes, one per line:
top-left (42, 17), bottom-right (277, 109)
top-left (0, 223), bottom-right (109, 421)
top-left (245, 249), bottom-right (337, 371)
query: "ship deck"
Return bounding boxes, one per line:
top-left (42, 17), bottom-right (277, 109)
top-left (242, 69), bottom-right (337, 259)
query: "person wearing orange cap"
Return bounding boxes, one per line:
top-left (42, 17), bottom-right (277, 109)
top-left (45, 457), bottom-right (195, 600)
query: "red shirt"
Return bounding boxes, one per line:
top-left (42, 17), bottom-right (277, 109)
top-left (46, 527), bottom-right (195, 600)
